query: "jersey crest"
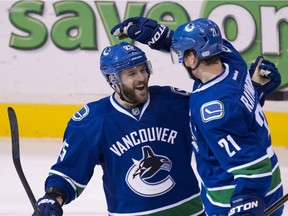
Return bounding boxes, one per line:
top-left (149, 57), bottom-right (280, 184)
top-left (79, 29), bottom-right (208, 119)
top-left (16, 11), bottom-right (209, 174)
top-left (200, 100), bottom-right (224, 122)
top-left (72, 105), bottom-right (89, 121)
top-left (125, 146), bottom-right (175, 197)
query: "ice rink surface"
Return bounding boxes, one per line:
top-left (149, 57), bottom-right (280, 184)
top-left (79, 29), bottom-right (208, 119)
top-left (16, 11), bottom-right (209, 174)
top-left (1, 137), bottom-right (288, 216)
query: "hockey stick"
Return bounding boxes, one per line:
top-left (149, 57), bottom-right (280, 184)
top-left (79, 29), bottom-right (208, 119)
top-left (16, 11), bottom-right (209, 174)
top-left (8, 107), bottom-right (42, 216)
top-left (264, 193), bottom-right (288, 216)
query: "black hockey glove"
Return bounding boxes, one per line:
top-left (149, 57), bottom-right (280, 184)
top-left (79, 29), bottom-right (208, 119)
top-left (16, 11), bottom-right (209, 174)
top-left (111, 16), bottom-right (173, 51)
top-left (249, 56), bottom-right (281, 106)
top-left (32, 194), bottom-right (63, 216)
top-left (229, 194), bottom-right (266, 216)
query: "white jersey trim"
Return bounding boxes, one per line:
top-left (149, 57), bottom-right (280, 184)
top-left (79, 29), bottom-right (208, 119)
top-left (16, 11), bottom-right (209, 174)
top-left (110, 93), bottom-right (150, 121)
top-left (193, 63), bottom-right (229, 93)
top-left (227, 155), bottom-right (269, 173)
top-left (49, 169), bottom-right (87, 199)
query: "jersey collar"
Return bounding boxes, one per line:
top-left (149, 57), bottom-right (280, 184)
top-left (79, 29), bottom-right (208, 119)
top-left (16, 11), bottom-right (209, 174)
top-left (110, 93), bottom-right (150, 121)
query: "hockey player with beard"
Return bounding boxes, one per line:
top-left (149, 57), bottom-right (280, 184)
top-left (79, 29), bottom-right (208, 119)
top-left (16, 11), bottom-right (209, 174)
top-left (33, 42), bottom-right (205, 216)
top-left (111, 17), bottom-right (283, 216)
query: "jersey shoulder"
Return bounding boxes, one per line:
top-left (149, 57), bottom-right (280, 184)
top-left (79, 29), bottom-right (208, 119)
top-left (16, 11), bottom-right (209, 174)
top-left (149, 85), bottom-right (190, 100)
top-left (149, 86), bottom-right (190, 111)
top-left (221, 39), bottom-right (247, 72)
top-left (68, 96), bottom-right (112, 127)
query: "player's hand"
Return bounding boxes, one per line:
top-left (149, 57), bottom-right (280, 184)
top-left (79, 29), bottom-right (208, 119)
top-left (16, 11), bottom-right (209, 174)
top-left (111, 16), bottom-right (173, 51)
top-left (249, 55), bottom-right (281, 95)
top-left (228, 195), bottom-right (265, 216)
top-left (32, 194), bottom-right (63, 216)
top-left (110, 17), bottom-right (134, 40)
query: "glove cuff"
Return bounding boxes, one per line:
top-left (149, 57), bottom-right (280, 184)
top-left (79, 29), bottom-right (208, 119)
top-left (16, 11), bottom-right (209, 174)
top-left (252, 81), bottom-right (266, 106)
top-left (229, 194), bottom-right (266, 216)
top-left (46, 187), bottom-right (67, 206)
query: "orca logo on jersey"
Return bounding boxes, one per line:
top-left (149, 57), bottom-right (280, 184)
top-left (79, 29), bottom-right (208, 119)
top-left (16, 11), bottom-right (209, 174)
top-left (125, 146), bottom-right (175, 197)
top-left (72, 105), bottom-right (89, 121)
top-left (201, 100), bottom-right (224, 122)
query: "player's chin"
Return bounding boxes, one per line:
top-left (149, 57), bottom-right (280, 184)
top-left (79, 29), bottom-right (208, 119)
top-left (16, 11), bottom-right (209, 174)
top-left (136, 91), bottom-right (148, 103)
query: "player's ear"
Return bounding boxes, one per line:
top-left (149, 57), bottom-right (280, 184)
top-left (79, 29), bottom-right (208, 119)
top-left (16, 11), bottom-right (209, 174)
top-left (184, 50), bottom-right (196, 67)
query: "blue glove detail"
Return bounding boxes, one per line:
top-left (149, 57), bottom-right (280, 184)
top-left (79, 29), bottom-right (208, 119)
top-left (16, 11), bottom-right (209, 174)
top-left (228, 195), bottom-right (266, 216)
top-left (111, 17), bottom-right (173, 51)
top-left (249, 56), bottom-right (281, 106)
top-left (32, 194), bottom-right (63, 216)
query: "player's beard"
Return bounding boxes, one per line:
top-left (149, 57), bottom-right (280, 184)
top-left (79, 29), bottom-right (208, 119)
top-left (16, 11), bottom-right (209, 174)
top-left (120, 82), bottom-right (148, 105)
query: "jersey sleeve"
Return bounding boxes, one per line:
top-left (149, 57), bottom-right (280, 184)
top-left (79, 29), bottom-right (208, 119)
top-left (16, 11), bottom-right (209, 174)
top-left (221, 39), bottom-right (268, 106)
top-left (45, 104), bottom-right (103, 204)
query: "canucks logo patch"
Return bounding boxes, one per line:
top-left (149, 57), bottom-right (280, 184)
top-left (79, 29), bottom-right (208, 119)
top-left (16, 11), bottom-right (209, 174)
top-left (72, 105), bottom-right (89, 121)
top-left (171, 87), bottom-right (190, 96)
top-left (201, 100), bottom-right (224, 122)
top-left (126, 146), bottom-right (175, 197)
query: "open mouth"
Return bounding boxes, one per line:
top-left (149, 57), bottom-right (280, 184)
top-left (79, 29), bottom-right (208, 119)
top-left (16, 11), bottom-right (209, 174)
top-left (135, 84), bottom-right (146, 91)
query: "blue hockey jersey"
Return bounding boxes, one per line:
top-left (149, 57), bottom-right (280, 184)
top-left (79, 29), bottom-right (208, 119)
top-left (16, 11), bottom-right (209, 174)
top-left (45, 86), bottom-right (204, 216)
top-left (189, 40), bottom-right (283, 215)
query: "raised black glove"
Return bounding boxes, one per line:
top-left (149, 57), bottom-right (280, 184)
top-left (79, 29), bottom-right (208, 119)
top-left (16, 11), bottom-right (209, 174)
top-left (111, 16), bottom-right (173, 51)
top-left (249, 56), bottom-right (281, 105)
